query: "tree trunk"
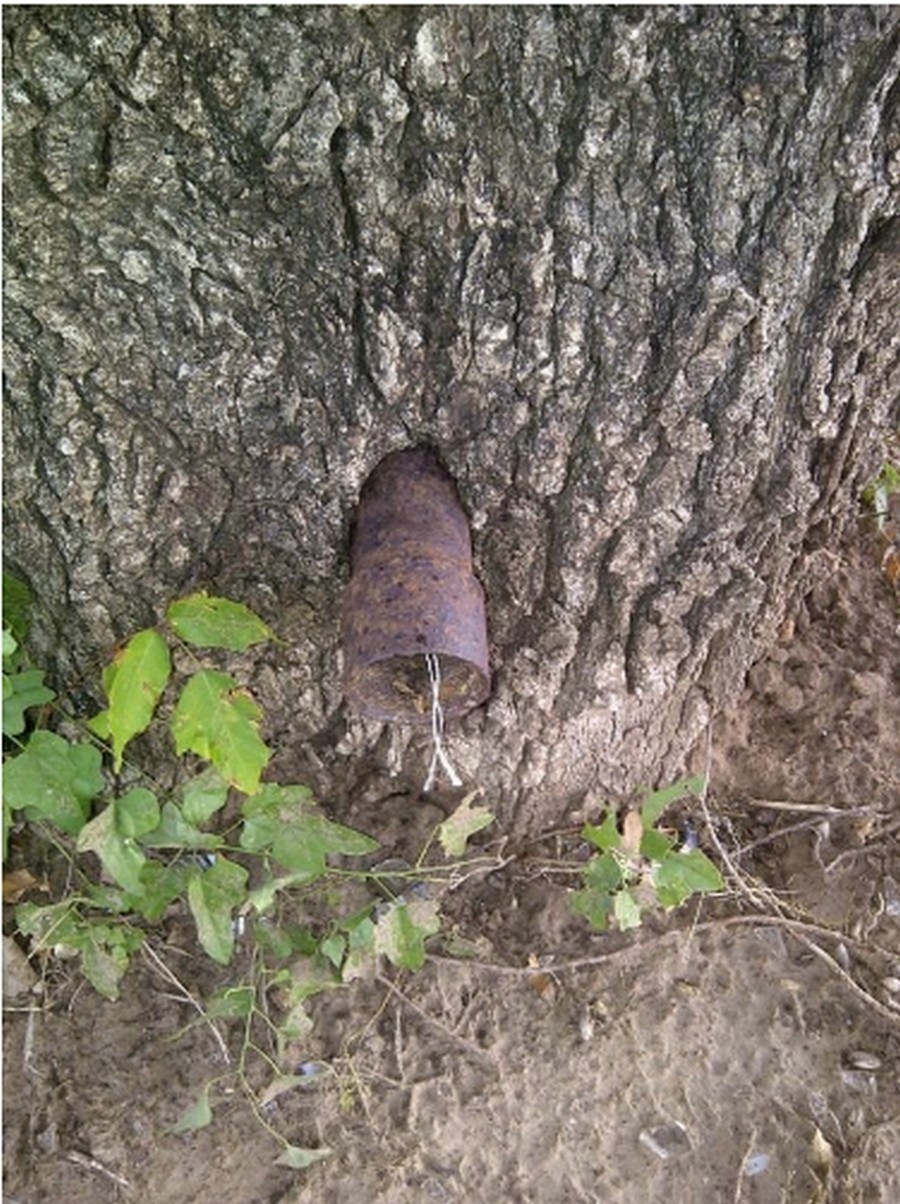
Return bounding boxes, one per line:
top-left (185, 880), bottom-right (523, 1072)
top-left (4, 6), bottom-right (898, 834)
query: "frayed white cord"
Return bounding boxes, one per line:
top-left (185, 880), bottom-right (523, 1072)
top-left (423, 652), bottom-right (462, 793)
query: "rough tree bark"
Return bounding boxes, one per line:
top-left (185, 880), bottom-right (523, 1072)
top-left (3, 6), bottom-right (898, 834)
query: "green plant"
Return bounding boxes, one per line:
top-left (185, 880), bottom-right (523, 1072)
top-left (2, 581), bottom-right (502, 1163)
top-left (3, 588), bottom-right (488, 990)
top-left (569, 776), bottom-right (723, 931)
top-left (2, 579), bottom-right (55, 751)
top-left (3, 576), bottom-right (721, 1166)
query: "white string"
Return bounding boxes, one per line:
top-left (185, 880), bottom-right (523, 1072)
top-left (423, 652), bottom-right (462, 792)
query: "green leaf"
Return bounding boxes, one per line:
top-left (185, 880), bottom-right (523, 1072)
top-left (613, 888), bottom-right (642, 930)
top-left (274, 1145), bottom-right (332, 1170)
top-left (640, 827), bottom-right (675, 861)
top-left (2, 628), bottom-right (18, 663)
top-left (438, 792), bottom-right (495, 857)
top-left (653, 848), bottom-right (723, 909)
top-left (114, 787), bottom-right (160, 838)
top-left (2, 667), bottom-right (55, 736)
top-left (341, 914), bottom-right (376, 981)
top-left (98, 629), bottom-right (172, 771)
top-left (2, 794), bottom-right (11, 863)
top-left (87, 710), bottom-right (111, 739)
top-left (259, 1072), bottom-right (313, 1107)
top-left (79, 923), bottom-right (142, 1000)
top-left (207, 984), bottom-right (256, 1019)
top-left (582, 850), bottom-right (624, 893)
top-left (81, 883), bottom-right (134, 913)
top-left (171, 1088), bottom-right (213, 1134)
top-left (181, 767), bottom-right (229, 825)
top-left (76, 790), bottom-right (160, 894)
top-left (863, 462), bottom-right (900, 528)
top-left (80, 932), bottom-right (133, 1001)
top-left (186, 856), bottom-right (249, 965)
top-left (3, 731), bottom-right (104, 835)
top-left (374, 897), bottom-right (440, 971)
top-left (16, 899), bottom-right (81, 947)
top-left (125, 860), bottom-right (191, 922)
top-left (138, 801), bottom-right (222, 850)
top-left (171, 670), bottom-right (269, 794)
top-left (239, 784), bottom-right (313, 849)
top-left (15, 902), bottom-right (140, 1000)
top-left (239, 784), bottom-right (377, 876)
top-left (77, 805), bottom-right (147, 895)
top-left (3, 573), bottom-right (33, 644)
top-left (640, 776), bottom-right (705, 828)
top-left (166, 592), bottom-right (274, 651)
top-left (319, 933), bottom-right (346, 969)
top-left (569, 887), bottom-right (614, 931)
top-left (583, 810), bottom-right (621, 852)
top-left (284, 954), bottom-right (339, 1004)
top-left (277, 998), bottom-right (315, 1049)
top-left (247, 870), bottom-right (318, 915)
top-left (254, 920), bottom-right (297, 960)
top-left (570, 847), bottom-right (625, 932)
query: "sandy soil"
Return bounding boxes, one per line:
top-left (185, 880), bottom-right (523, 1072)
top-left (4, 519), bottom-right (898, 1204)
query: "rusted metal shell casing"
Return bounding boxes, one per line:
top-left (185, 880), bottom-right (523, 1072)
top-left (342, 448), bottom-right (490, 723)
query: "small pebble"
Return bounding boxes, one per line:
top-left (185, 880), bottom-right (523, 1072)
top-left (743, 1152), bottom-right (770, 1177)
top-left (840, 1069), bottom-right (877, 1094)
top-left (638, 1121), bottom-right (691, 1160)
top-left (846, 1051), bottom-right (881, 1071)
top-left (881, 977), bottom-right (900, 994)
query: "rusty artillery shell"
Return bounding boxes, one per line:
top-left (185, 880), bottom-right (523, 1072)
top-left (342, 448), bottom-right (490, 723)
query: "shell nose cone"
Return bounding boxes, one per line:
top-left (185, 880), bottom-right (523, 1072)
top-left (342, 448), bottom-right (490, 723)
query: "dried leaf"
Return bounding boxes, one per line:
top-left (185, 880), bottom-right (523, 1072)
top-left (171, 1088), bottom-right (213, 1134)
top-left (273, 1144), bottom-right (332, 1170)
top-left (622, 810), bottom-right (643, 855)
top-left (808, 1127), bottom-right (834, 1178)
top-left (258, 1074), bottom-right (308, 1109)
top-left (613, 887), bottom-right (642, 930)
top-left (374, 898), bottom-right (440, 970)
top-left (438, 791), bottom-right (494, 857)
top-left (3, 868), bottom-right (48, 903)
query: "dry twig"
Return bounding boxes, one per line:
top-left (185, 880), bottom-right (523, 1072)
top-left (376, 973), bottom-right (498, 1066)
top-left (142, 943), bottom-right (231, 1065)
top-left (64, 1149), bottom-right (131, 1190)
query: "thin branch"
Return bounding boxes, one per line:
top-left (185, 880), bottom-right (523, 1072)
top-left (736, 815), bottom-right (830, 857)
top-left (376, 973), bottom-right (498, 1065)
top-left (697, 789), bottom-right (788, 917)
top-left (141, 943), bottom-right (231, 1065)
top-left (788, 932), bottom-right (900, 1027)
top-left (732, 798), bottom-right (884, 816)
top-left (432, 913), bottom-right (898, 997)
top-left (64, 1150), bottom-right (131, 1190)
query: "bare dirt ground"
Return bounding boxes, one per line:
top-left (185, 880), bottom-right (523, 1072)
top-left (4, 515), bottom-right (899, 1204)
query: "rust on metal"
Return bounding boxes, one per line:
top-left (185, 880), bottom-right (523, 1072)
top-left (342, 447), bottom-right (490, 723)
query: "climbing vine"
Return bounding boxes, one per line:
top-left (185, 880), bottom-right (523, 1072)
top-left (2, 574), bottom-right (721, 1164)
